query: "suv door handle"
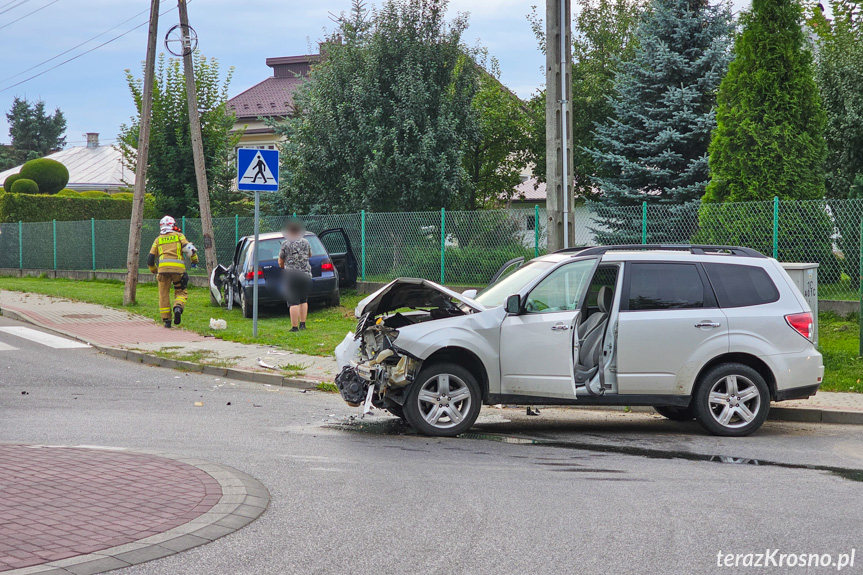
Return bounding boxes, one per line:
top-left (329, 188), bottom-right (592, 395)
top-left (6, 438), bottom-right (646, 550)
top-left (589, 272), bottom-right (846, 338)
top-left (694, 322), bottom-right (721, 328)
top-left (551, 323), bottom-right (570, 331)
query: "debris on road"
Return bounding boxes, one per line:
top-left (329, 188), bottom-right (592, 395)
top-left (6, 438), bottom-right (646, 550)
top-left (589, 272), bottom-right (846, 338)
top-left (257, 358), bottom-right (277, 370)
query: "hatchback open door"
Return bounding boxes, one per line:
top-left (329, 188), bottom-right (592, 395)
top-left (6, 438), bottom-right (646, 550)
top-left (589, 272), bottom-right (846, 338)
top-left (319, 228), bottom-right (359, 288)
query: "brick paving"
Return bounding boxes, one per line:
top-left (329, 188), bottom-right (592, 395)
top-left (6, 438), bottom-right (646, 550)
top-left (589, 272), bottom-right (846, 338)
top-left (0, 445), bottom-right (222, 572)
top-left (0, 303), bottom-right (202, 346)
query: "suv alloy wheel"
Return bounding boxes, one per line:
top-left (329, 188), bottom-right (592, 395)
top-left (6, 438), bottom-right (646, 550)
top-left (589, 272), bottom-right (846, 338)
top-left (403, 363), bottom-right (482, 437)
top-left (693, 363), bottom-right (770, 437)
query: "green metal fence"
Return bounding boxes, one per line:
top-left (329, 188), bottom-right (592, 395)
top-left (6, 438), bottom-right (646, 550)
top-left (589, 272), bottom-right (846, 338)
top-left (1, 198), bottom-right (862, 301)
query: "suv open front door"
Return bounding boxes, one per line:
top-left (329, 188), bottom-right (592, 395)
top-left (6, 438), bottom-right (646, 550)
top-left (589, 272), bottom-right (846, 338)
top-left (498, 257), bottom-right (600, 399)
top-left (319, 228), bottom-right (359, 288)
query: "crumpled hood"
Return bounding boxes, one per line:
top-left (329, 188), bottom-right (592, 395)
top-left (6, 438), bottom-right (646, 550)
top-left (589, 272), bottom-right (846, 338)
top-left (355, 278), bottom-right (485, 317)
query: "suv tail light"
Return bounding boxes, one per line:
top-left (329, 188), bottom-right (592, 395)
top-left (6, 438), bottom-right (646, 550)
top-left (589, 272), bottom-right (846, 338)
top-left (321, 261), bottom-right (334, 272)
top-left (785, 312), bottom-right (814, 342)
top-left (244, 269), bottom-right (264, 281)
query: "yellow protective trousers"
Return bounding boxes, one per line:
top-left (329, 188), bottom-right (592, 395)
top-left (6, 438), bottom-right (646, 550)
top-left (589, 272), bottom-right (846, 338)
top-left (157, 272), bottom-right (187, 320)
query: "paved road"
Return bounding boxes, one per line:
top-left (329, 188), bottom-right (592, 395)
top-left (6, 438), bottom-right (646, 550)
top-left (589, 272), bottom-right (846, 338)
top-left (2, 314), bottom-right (862, 575)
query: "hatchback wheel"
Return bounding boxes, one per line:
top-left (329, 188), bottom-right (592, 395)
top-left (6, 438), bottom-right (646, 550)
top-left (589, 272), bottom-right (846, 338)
top-left (240, 289), bottom-right (252, 318)
top-left (693, 363), bottom-right (769, 437)
top-left (403, 363), bottom-right (481, 437)
top-left (224, 282), bottom-right (234, 311)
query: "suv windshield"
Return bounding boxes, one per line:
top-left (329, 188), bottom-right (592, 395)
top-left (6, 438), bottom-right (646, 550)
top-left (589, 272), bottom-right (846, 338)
top-left (474, 260), bottom-right (555, 308)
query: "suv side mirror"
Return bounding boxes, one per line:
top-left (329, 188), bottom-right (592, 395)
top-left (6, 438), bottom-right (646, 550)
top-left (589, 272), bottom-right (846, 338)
top-left (461, 289), bottom-right (478, 299)
top-left (505, 294), bottom-right (521, 314)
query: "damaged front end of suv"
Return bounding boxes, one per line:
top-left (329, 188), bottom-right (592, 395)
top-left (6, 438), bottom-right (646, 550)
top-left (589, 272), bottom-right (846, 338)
top-left (334, 278), bottom-right (488, 426)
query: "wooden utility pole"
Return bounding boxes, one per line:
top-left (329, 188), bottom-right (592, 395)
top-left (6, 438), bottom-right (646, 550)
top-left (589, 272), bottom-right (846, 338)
top-left (178, 0), bottom-right (218, 303)
top-left (545, 0), bottom-right (574, 251)
top-left (123, 0), bottom-right (160, 306)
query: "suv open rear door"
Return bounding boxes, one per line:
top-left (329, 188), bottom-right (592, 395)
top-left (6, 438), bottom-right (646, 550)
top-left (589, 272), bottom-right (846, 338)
top-left (319, 228), bottom-right (359, 288)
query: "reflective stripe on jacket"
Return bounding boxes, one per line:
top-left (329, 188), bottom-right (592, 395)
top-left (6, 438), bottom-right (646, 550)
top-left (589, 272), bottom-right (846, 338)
top-left (149, 233), bottom-right (189, 273)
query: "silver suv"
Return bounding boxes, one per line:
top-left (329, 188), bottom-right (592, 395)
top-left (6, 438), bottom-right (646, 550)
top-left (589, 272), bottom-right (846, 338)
top-left (334, 245), bottom-right (823, 438)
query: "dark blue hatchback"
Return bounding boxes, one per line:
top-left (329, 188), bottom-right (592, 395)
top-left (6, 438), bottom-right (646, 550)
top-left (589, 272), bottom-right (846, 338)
top-left (210, 229), bottom-right (358, 317)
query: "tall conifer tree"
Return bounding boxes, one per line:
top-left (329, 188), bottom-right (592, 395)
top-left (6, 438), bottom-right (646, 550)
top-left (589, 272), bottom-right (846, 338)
top-left (587, 0), bottom-right (733, 243)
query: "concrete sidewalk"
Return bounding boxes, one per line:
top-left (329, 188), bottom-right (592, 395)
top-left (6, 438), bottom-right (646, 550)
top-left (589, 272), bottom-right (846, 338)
top-left (1, 289), bottom-right (861, 424)
top-left (0, 290), bottom-right (339, 387)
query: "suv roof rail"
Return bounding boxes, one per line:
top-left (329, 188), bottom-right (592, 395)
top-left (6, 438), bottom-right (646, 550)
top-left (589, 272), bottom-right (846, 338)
top-left (555, 244), bottom-right (767, 258)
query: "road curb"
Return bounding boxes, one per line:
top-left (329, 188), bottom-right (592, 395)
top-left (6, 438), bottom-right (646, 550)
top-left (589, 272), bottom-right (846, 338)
top-left (1, 444), bottom-right (270, 575)
top-left (0, 306), bottom-right (323, 391)
top-left (571, 404), bottom-right (863, 425)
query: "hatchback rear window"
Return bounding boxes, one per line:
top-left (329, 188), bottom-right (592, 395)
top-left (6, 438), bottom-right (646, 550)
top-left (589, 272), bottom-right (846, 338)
top-left (703, 263), bottom-right (779, 308)
top-left (256, 236), bottom-right (328, 261)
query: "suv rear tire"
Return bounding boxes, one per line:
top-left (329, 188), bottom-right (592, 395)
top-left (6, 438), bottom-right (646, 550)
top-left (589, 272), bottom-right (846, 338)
top-left (403, 363), bottom-right (481, 437)
top-left (653, 405), bottom-right (695, 421)
top-left (693, 363), bottom-right (770, 437)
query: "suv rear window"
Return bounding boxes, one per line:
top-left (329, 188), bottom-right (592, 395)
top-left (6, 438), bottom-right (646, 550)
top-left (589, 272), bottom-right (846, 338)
top-left (626, 263), bottom-right (705, 310)
top-left (703, 263), bottom-right (779, 308)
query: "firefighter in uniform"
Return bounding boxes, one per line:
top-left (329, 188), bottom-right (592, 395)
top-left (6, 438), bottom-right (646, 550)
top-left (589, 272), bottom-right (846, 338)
top-left (148, 215), bottom-right (198, 328)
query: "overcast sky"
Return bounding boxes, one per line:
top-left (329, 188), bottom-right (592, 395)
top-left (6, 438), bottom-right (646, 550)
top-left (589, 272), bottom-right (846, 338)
top-left (0, 0), bottom-right (749, 148)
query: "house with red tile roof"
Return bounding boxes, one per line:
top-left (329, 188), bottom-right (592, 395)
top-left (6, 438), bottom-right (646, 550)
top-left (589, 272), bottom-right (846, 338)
top-left (227, 54), bottom-right (319, 150)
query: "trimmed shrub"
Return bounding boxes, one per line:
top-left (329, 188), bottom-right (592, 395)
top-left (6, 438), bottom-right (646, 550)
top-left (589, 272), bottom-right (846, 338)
top-left (111, 192), bottom-right (133, 201)
top-left (19, 158), bottom-right (69, 195)
top-left (79, 190), bottom-right (109, 198)
top-left (9, 178), bottom-right (39, 195)
top-left (0, 193), bottom-right (158, 222)
top-left (55, 189), bottom-right (80, 197)
top-left (3, 173), bottom-right (22, 192)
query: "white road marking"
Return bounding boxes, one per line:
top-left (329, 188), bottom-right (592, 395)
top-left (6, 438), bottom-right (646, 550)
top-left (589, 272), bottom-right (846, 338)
top-left (0, 341), bottom-right (18, 351)
top-left (0, 327), bottom-right (90, 349)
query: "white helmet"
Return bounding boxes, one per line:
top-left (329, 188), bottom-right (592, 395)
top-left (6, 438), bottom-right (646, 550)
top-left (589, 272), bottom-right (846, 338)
top-left (159, 215), bottom-right (176, 234)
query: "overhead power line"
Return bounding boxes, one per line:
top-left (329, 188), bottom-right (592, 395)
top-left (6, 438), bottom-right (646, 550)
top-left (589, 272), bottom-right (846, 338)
top-left (0, 0), bottom-right (31, 16)
top-left (0, 0), bottom-right (61, 31)
top-left (0, 5), bottom-right (152, 84)
top-left (0, 1), bottom-right (180, 93)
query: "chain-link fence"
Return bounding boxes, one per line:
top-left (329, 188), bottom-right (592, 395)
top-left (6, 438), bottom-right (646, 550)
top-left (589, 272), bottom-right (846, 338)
top-left (2, 199), bottom-right (862, 300)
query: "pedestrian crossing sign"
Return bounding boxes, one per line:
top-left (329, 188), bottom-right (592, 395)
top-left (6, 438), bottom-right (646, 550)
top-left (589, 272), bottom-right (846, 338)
top-left (237, 148), bottom-right (279, 192)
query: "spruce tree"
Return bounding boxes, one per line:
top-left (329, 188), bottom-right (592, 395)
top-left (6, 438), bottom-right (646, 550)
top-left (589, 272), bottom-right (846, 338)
top-left (586, 0), bottom-right (733, 243)
top-left (704, 0), bottom-right (827, 203)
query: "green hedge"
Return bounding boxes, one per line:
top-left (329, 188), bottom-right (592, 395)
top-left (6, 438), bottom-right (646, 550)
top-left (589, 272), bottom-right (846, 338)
top-left (0, 192), bottom-right (157, 223)
top-left (9, 178), bottom-right (39, 195)
top-left (19, 158), bottom-right (69, 195)
top-left (3, 173), bottom-right (22, 192)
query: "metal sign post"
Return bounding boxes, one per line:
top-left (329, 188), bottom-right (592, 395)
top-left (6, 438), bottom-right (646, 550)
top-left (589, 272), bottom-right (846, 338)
top-left (236, 148), bottom-right (280, 338)
top-left (252, 190), bottom-right (260, 336)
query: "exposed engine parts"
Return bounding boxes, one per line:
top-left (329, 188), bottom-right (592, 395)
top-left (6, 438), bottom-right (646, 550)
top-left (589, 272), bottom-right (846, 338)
top-left (334, 366), bottom-right (365, 406)
top-left (334, 278), bottom-right (482, 412)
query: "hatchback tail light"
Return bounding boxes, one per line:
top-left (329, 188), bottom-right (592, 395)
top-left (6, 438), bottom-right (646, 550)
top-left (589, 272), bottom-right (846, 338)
top-left (244, 269), bottom-right (264, 281)
top-left (321, 261), bottom-right (334, 272)
top-left (785, 312), bottom-right (814, 342)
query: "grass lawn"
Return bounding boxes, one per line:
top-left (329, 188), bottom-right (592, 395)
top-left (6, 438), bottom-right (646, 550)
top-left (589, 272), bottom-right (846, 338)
top-left (0, 276), bottom-right (361, 357)
top-left (818, 312), bottom-right (862, 393)
top-left (1, 276), bottom-right (859, 392)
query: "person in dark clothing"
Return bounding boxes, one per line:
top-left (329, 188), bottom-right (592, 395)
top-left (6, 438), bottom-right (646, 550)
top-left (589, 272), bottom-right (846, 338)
top-left (278, 220), bottom-right (312, 332)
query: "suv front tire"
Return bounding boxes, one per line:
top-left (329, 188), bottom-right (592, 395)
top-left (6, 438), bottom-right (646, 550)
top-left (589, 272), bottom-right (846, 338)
top-left (693, 363), bottom-right (770, 437)
top-left (403, 363), bottom-right (481, 437)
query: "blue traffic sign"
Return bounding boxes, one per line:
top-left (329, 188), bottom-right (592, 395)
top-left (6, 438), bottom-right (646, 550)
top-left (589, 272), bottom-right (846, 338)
top-left (237, 148), bottom-right (279, 192)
